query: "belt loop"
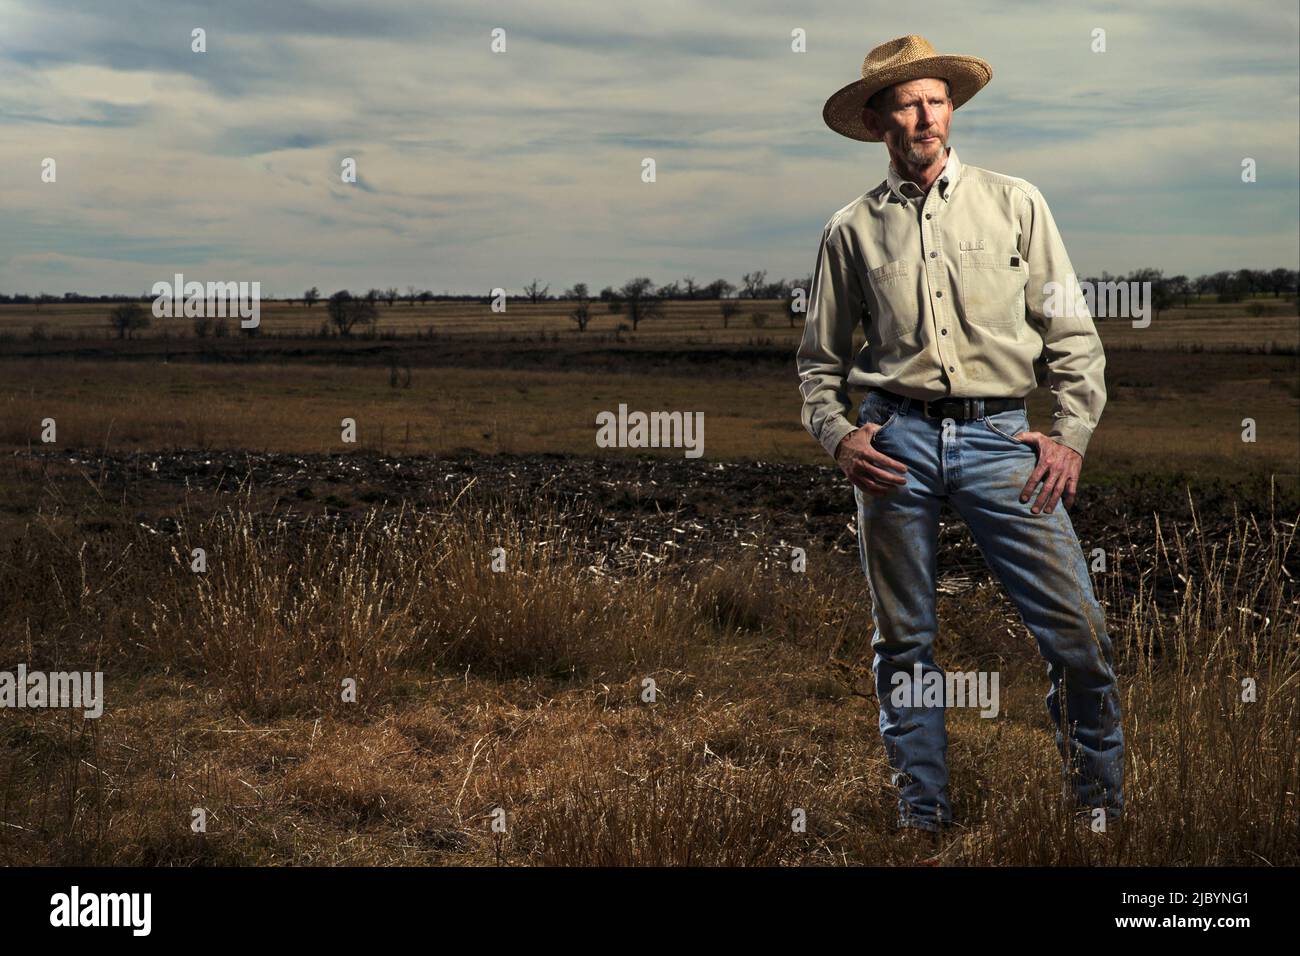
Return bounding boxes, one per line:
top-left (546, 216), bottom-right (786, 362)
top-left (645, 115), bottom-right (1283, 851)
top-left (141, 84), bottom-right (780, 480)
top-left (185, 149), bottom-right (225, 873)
top-left (901, 396), bottom-right (912, 415)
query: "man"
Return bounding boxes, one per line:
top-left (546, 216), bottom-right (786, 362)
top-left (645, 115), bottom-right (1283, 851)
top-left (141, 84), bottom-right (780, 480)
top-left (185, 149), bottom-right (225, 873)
top-left (796, 35), bottom-right (1124, 845)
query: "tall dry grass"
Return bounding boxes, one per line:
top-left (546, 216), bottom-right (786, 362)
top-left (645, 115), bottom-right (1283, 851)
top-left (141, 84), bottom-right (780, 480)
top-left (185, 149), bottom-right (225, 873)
top-left (0, 483), bottom-right (1296, 866)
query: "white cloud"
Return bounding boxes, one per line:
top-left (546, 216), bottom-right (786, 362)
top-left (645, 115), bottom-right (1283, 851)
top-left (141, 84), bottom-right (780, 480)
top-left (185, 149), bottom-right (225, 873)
top-left (0, 0), bottom-right (1295, 294)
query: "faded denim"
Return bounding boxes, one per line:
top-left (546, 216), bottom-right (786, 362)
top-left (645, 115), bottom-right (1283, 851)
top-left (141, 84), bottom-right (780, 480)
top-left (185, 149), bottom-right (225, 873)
top-left (853, 389), bottom-right (1124, 832)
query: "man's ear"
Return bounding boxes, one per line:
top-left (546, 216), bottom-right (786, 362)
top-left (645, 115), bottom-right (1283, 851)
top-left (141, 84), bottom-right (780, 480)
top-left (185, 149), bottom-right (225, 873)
top-left (861, 106), bottom-right (879, 139)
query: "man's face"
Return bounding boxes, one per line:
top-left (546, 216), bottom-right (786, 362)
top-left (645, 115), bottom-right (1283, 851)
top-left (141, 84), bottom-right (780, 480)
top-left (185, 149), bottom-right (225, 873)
top-left (862, 77), bottom-right (952, 170)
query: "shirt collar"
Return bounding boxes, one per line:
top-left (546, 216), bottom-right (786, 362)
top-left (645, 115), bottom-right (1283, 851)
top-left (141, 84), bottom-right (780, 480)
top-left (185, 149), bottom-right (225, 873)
top-left (887, 145), bottom-right (962, 204)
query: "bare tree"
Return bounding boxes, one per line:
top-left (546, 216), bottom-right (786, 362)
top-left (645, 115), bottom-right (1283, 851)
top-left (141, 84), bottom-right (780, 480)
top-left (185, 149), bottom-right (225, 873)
top-left (1167, 275), bottom-right (1192, 308)
top-left (523, 279), bottom-right (549, 304)
top-left (1268, 267), bottom-right (1298, 297)
top-left (406, 285), bottom-right (418, 306)
top-left (383, 287), bottom-right (399, 307)
top-left (108, 301), bottom-right (150, 339)
top-left (719, 300), bottom-right (741, 329)
top-left (303, 286), bottom-right (319, 308)
top-left (327, 290), bottom-right (377, 337)
top-left (565, 282), bottom-right (591, 331)
top-left (1207, 271), bottom-right (1240, 302)
top-left (1127, 268), bottom-right (1172, 319)
top-left (704, 278), bottom-right (736, 300)
top-left (613, 277), bottom-right (664, 331)
top-left (740, 271), bottom-right (767, 299)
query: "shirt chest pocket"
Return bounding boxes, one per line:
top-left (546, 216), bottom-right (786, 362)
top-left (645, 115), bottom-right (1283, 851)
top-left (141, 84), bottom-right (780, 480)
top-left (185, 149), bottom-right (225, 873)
top-left (959, 251), bottom-right (1025, 329)
top-left (866, 258), bottom-right (915, 345)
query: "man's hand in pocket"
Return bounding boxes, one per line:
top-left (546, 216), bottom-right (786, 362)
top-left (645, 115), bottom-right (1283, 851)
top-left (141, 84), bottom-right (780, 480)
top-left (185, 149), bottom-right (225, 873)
top-left (834, 425), bottom-right (909, 497)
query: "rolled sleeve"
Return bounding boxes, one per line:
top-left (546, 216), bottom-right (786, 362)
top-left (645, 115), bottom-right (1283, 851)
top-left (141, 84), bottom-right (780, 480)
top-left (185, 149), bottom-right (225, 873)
top-left (1019, 186), bottom-right (1106, 458)
top-left (797, 217), bottom-right (865, 459)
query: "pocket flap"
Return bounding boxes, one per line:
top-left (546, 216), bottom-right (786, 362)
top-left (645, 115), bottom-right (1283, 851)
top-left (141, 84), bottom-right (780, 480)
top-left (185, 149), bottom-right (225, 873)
top-left (962, 251), bottom-right (1020, 272)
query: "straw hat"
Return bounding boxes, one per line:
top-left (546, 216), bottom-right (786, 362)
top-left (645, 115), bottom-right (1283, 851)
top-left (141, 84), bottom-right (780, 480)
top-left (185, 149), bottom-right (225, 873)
top-left (823, 34), bottom-right (992, 142)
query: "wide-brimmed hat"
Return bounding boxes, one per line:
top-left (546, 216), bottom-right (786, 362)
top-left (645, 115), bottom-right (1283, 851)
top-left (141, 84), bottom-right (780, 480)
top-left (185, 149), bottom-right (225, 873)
top-left (823, 34), bottom-right (992, 142)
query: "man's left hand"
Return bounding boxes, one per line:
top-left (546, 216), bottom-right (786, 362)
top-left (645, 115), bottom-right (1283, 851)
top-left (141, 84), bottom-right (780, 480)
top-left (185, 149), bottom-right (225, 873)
top-left (1011, 431), bottom-right (1082, 513)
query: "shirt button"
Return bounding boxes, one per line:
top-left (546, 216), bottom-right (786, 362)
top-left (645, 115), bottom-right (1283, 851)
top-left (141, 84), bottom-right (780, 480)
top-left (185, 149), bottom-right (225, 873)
top-left (929, 251), bottom-right (937, 258)
top-left (949, 366), bottom-right (955, 372)
top-left (936, 291), bottom-right (942, 298)
top-left (925, 213), bottom-right (932, 219)
top-left (941, 328), bottom-right (948, 335)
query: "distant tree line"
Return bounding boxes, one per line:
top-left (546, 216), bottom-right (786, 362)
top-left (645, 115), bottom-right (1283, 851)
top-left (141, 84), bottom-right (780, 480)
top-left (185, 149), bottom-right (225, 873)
top-left (6, 267), bottom-right (1296, 339)
top-left (6, 267), bottom-right (1293, 308)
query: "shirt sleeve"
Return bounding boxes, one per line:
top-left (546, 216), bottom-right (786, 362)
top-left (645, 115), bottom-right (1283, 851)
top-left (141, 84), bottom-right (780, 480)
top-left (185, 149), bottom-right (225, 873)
top-left (796, 217), bottom-right (866, 460)
top-left (1018, 186), bottom-right (1106, 458)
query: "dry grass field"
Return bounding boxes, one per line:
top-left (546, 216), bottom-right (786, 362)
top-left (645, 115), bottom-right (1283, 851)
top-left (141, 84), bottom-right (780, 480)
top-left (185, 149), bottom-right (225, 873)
top-left (1, 295), bottom-right (1297, 481)
top-left (0, 295), bottom-right (1296, 866)
top-left (0, 459), bottom-right (1294, 866)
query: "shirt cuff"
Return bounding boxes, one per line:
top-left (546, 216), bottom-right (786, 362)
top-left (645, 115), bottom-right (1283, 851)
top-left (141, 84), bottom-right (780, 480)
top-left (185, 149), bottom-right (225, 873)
top-left (820, 415), bottom-right (859, 460)
top-left (1050, 417), bottom-right (1094, 458)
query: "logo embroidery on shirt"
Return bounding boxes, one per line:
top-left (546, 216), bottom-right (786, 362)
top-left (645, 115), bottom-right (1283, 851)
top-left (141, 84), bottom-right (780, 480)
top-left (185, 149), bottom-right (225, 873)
top-left (869, 260), bottom-right (909, 284)
top-left (958, 239), bottom-right (986, 251)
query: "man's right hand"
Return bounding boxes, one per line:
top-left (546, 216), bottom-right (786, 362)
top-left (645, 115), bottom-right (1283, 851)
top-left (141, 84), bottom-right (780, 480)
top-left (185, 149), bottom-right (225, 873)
top-left (834, 425), bottom-right (909, 497)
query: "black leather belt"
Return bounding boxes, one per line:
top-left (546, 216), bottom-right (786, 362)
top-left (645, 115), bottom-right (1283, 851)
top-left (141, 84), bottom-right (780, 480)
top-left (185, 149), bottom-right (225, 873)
top-left (869, 386), bottom-right (1025, 420)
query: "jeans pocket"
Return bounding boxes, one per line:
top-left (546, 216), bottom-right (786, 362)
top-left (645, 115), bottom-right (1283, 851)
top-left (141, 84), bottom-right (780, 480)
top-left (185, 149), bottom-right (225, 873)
top-left (984, 408), bottom-right (1028, 444)
top-left (859, 393), bottom-right (901, 436)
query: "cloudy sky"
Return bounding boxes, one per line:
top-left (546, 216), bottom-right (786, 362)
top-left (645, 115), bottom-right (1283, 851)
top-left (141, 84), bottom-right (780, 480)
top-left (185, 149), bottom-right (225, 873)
top-left (2, 0), bottom-right (1297, 297)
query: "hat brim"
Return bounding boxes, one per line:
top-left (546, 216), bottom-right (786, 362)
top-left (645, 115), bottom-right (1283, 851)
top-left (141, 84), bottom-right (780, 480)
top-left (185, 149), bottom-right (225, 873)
top-left (822, 54), bottom-right (992, 142)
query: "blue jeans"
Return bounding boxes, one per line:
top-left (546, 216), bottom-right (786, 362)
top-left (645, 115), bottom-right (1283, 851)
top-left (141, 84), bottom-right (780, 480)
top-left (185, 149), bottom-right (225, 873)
top-left (853, 390), bottom-right (1124, 832)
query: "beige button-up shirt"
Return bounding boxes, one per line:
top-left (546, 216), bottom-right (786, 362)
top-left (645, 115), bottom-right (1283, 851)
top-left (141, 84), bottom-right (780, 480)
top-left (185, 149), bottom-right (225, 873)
top-left (796, 145), bottom-right (1105, 460)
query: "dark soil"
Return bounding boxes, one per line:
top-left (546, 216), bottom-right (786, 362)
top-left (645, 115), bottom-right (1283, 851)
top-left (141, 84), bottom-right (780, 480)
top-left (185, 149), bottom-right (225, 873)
top-left (18, 448), bottom-right (1298, 619)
